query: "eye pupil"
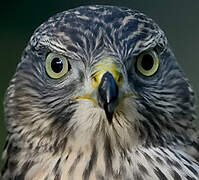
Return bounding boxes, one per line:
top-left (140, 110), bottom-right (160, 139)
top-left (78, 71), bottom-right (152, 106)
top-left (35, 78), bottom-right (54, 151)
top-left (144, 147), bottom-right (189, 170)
top-left (51, 58), bottom-right (63, 73)
top-left (141, 54), bottom-right (154, 70)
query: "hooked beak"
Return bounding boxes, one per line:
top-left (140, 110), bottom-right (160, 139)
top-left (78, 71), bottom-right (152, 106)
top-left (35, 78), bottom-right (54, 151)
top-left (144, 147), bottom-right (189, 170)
top-left (90, 57), bottom-right (122, 123)
top-left (74, 57), bottom-right (126, 123)
top-left (98, 72), bottom-right (119, 123)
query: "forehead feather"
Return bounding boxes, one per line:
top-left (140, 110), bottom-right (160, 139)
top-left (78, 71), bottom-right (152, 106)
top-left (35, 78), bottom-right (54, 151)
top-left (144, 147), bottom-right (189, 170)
top-left (29, 5), bottom-right (167, 59)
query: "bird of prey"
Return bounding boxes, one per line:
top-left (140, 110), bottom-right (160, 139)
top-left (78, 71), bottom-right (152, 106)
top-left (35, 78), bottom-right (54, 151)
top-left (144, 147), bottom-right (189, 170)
top-left (1, 5), bottom-right (199, 180)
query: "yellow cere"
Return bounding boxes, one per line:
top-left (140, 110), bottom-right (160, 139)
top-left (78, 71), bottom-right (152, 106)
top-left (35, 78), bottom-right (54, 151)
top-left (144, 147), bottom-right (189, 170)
top-left (91, 57), bottom-right (122, 88)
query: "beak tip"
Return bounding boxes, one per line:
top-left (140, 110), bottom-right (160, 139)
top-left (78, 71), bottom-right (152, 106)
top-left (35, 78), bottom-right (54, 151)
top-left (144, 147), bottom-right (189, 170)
top-left (106, 113), bottom-right (113, 123)
top-left (104, 103), bottom-right (115, 123)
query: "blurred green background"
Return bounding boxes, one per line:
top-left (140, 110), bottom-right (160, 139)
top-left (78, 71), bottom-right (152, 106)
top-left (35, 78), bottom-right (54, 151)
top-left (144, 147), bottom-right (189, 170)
top-left (0, 0), bottom-right (199, 168)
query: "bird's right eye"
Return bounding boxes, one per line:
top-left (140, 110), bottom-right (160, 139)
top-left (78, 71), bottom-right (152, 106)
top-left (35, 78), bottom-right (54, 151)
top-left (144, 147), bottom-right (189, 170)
top-left (45, 53), bottom-right (70, 79)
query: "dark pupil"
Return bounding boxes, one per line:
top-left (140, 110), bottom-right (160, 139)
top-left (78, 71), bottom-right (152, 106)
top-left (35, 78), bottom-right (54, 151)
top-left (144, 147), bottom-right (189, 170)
top-left (141, 54), bottom-right (154, 70)
top-left (51, 58), bottom-right (63, 73)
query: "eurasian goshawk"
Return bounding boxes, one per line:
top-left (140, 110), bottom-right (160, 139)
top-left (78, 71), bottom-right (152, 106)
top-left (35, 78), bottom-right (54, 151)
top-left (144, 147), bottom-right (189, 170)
top-left (1, 5), bottom-right (199, 180)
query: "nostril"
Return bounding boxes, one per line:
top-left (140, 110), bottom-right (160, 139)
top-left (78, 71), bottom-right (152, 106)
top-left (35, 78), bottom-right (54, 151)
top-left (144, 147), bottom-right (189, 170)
top-left (117, 74), bottom-right (123, 84)
top-left (92, 76), bottom-right (97, 83)
top-left (91, 75), bottom-right (99, 88)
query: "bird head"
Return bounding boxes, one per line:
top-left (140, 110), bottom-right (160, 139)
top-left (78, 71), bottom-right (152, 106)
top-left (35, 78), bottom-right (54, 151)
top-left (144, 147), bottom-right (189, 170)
top-left (4, 5), bottom-right (196, 153)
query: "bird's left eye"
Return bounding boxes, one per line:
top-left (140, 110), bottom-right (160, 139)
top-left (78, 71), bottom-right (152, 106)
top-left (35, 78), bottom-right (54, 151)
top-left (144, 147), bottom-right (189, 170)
top-left (136, 50), bottom-right (159, 76)
top-left (45, 53), bottom-right (70, 79)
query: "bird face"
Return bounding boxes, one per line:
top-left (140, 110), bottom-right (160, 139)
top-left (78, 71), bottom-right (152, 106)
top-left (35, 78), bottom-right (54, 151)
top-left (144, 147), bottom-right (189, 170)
top-left (4, 5), bottom-right (196, 153)
top-left (73, 57), bottom-right (128, 122)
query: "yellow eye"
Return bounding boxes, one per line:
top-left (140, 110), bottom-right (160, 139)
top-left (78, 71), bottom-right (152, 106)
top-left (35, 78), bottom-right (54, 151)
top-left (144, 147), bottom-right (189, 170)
top-left (136, 50), bottom-right (159, 76)
top-left (45, 53), bottom-right (70, 79)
